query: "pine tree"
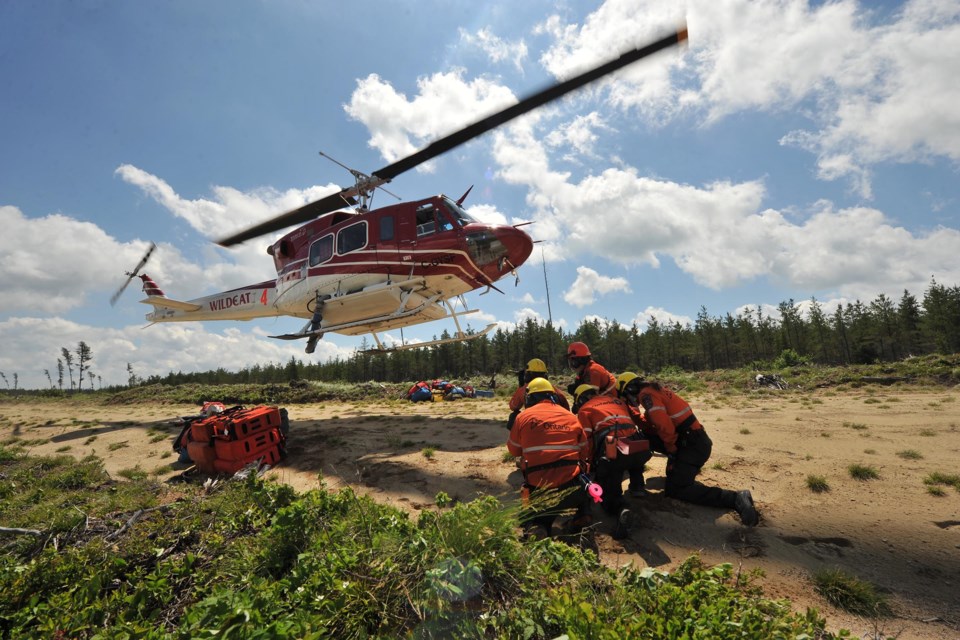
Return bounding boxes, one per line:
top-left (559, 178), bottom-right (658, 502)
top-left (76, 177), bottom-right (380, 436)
top-left (76, 341), bottom-right (93, 392)
top-left (61, 348), bottom-right (75, 390)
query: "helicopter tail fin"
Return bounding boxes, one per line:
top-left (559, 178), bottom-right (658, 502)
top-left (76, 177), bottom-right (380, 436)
top-left (137, 274), bottom-right (202, 312)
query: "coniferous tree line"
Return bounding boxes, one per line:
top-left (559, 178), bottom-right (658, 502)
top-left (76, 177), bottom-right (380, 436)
top-left (135, 278), bottom-right (960, 387)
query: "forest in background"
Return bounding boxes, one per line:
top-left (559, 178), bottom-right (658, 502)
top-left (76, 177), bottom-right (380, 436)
top-left (4, 278), bottom-right (959, 391)
top-left (142, 278), bottom-right (960, 387)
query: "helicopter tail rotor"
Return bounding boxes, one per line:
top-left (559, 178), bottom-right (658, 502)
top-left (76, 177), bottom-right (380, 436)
top-left (110, 242), bottom-right (157, 306)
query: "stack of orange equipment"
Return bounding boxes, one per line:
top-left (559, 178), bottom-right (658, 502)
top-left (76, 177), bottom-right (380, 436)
top-left (186, 406), bottom-right (286, 474)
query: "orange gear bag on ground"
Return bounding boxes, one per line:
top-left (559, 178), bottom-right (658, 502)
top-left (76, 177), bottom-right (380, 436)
top-left (186, 405), bottom-right (287, 474)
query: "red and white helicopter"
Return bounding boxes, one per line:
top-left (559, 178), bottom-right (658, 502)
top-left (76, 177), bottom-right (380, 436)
top-left (112, 27), bottom-right (687, 354)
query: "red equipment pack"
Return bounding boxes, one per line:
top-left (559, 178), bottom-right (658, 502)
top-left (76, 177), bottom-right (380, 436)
top-left (212, 445), bottom-right (284, 475)
top-left (213, 427), bottom-right (284, 461)
top-left (187, 440), bottom-right (218, 474)
top-left (189, 405), bottom-right (245, 442)
top-left (221, 406), bottom-right (282, 441)
top-left (185, 405), bottom-right (287, 475)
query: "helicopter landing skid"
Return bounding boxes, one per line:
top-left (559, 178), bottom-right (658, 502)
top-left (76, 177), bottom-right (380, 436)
top-left (362, 322), bottom-right (497, 354)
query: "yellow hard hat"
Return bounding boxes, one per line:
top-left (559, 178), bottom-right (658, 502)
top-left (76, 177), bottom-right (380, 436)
top-left (574, 384), bottom-right (599, 404)
top-left (526, 358), bottom-right (548, 373)
top-left (525, 377), bottom-right (554, 395)
top-left (617, 372), bottom-right (640, 394)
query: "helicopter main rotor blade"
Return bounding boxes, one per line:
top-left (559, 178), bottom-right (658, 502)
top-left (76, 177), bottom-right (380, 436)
top-left (217, 191), bottom-right (358, 247)
top-left (217, 25), bottom-right (687, 247)
top-left (374, 26), bottom-right (688, 183)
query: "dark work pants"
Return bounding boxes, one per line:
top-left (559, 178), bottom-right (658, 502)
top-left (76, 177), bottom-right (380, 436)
top-left (524, 478), bottom-right (591, 537)
top-left (595, 451), bottom-right (652, 516)
top-left (664, 429), bottom-right (736, 508)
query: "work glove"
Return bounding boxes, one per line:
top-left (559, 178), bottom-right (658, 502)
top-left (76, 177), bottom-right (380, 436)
top-left (516, 369), bottom-right (526, 387)
top-left (567, 382), bottom-right (577, 396)
top-left (506, 410), bottom-right (519, 431)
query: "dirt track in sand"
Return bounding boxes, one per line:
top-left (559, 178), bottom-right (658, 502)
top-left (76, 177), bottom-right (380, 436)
top-left (3, 384), bottom-right (959, 639)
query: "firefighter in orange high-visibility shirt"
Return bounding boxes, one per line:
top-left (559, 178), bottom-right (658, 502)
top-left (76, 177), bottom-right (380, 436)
top-left (618, 372), bottom-right (760, 526)
top-left (508, 377), bottom-right (591, 539)
top-left (505, 358), bottom-right (570, 430)
top-left (566, 342), bottom-right (617, 397)
top-left (573, 384), bottom-right (651, 539)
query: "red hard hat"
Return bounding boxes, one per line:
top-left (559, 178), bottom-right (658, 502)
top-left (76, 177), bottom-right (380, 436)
top-left (567, 341), bottom-right (591, 358)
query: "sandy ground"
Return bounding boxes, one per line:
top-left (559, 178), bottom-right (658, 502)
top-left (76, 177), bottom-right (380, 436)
top-left (2, 384), bottom-right (959, 639)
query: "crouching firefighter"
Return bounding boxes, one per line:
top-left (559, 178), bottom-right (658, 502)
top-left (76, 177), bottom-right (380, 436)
top-left (507, 377), bottom-right (591, 539)
top-left (618, 372), bottom-right (760, 527)
top-left (573, 384), bottom-right (651, 539)
top-left (506, 358), bottom-right (570, 429)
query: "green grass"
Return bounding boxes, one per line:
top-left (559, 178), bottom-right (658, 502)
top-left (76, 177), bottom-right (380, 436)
top-left (923, 471), bottom-right (960, 491)
top-left (806, 475), bottom-right (830, 493)
top-left (812, 568), bottom-right (891, 617)
top-left (107, 441), bottom-right (129, 452)
top-left (918, 428), bottom-right (936, 436)
top-left (0, 445), bottom-right (848, 639)
top-left (421, 446), bottom-right (436, 460)
top-left (739, 428), bottom-right (751, 434)
top-left (848, 464), bottom-right (880, 481)
top-left (116, 466), bottom-right (148, 481)
top-left (896, 449), bottom-right (923, 460)
top-left (842, 421), bottom-right (868, 430)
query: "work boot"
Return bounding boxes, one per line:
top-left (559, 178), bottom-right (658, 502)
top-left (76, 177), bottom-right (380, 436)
top-left (612, 508), bottom-right (633, 540)
top-left (734, 490), bottom-right (759, 526)
top-left (628, 482), bottom-right (648, 497)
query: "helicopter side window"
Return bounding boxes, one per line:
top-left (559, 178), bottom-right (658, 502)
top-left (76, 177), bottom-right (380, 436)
top-left (309, 235), bottom-right (334, 266)
top-left (415, 203), bottom-right (436, 237)
top-left (337, 221), bottom-right (368, 255)
top-left (380, 215), bottom-right (394, 242)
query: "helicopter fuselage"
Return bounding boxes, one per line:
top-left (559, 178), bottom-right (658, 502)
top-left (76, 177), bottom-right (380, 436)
top-left (141, 194), bottom-right (533, 340)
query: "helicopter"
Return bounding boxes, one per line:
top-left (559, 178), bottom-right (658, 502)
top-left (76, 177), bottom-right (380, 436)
top-left (112, 26), bottom-right (688, 354)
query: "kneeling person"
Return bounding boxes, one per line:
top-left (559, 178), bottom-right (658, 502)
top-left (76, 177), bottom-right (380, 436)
top-left (507, 377), bottom-right (590, 538)
top-left (573, 384), bottom-right (651, 539)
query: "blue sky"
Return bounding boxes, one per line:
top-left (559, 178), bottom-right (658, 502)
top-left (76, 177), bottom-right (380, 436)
top-left (2, 0), bottom-right (958, 389)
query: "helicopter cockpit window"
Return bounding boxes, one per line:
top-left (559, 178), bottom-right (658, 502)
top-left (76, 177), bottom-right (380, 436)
top-left (415, 203), bottom-right (436, 237)
top-left (309, 235), bottom-right (334, 267)
top-left (441, 197), bottom-right (477, 226)
top-left (337, 221), bottom-right (368, 255)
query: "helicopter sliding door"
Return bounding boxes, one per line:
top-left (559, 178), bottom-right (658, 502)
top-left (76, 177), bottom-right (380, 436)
top-left (373, 212), bottom-right (400, 268)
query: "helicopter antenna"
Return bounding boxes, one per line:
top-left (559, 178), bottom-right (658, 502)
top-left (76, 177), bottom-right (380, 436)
top-left (319, 151), bottom-right (402, 211)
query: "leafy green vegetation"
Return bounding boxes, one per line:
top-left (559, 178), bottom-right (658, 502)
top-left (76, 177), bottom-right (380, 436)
top-left (0, 446), bottom-right (848, 639)
top-left (813, 568), bottom-right (891, 617)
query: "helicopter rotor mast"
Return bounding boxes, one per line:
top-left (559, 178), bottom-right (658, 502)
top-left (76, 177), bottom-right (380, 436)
top-left (216, 25), bottom-right (688, 248)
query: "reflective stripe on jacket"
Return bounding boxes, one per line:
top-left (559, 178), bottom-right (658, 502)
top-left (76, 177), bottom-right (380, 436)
top-left (637, 385), bottom-right (702, 454)
top-left (575, 395), bottom-right (638, 461)
top-left (508, 400), bottom-right (587, 488)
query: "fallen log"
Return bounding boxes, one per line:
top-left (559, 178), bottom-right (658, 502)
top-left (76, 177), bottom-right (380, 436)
top-left (0, 526), bottom-right (43, 537)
